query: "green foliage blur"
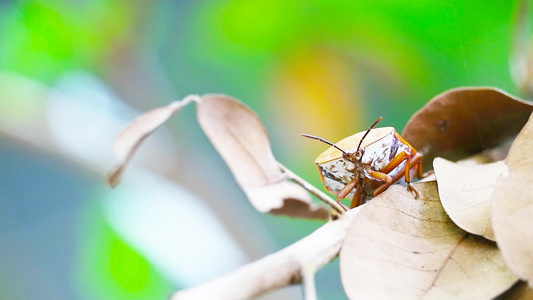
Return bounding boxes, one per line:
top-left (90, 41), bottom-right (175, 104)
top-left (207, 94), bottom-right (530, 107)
top-left (0, 0), bottom-right (522, 299)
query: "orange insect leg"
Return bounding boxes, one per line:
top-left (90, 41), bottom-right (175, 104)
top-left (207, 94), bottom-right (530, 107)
top-left (337, 150), bottom-right (429, 208)
top-left (350, 179), bottom-right (366, 209)
top-left (380, 151), bottom-right (425, 198)
top-left (336, 179), bottom-right (357, 211)
top-left (381, 151), bottom-right (409, 176)
top-left (370, 171), bottom-right (393, 196)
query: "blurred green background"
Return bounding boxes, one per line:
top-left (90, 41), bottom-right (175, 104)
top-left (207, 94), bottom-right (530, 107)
top-left (0, 0), bottom-right (524, 299)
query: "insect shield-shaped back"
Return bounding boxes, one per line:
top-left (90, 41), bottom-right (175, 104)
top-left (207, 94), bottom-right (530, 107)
top-left (315, 127), bottom-right (413, 198)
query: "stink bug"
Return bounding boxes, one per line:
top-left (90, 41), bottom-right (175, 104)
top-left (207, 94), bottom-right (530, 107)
top-left (302, 117), bottom-right (427, 209)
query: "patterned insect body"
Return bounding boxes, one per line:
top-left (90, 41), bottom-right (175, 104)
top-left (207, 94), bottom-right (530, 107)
top-left (303, 118), bottom-right (426, 209)
top-left (315, 127), bottom-right (413, 198)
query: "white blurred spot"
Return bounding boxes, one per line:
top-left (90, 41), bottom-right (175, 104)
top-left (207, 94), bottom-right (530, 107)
top-left (104, 170), bottom-right (248, 286)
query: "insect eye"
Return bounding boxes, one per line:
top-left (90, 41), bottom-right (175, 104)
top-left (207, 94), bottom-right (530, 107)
top-left (355, 149), bottom-right (364, 160)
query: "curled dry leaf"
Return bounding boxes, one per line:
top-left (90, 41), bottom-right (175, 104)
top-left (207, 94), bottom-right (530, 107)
top-left (403, 87), bottom-right (533, 170)
top-left (492, 113), bottom-right (533, 288)
top-left (433, 157), bottom-right (507, 241)
top-left (197, 94), bottom-right (329, 219)
top-left (108, 96), bottom-right (200, 187)
top-left (340, 182), bottom-right (517, 299)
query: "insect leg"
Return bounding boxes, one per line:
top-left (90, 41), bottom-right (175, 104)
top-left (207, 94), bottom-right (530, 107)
top-left (350, 179), bottom-right (366, 208)
top-left (413, 153), bottom-right (433, 179)
top-left (369, 171), bottom-right (392, 196)
top-left (381, 151), bottom-right (409, 174)
top-left (404, 155), bottom-right (420, 198)
top-left (392, 133), bottom-right (431, 180)
top-left (336, 178), bottom-right (357, 211)
top-left (411, 152), bottom-right (424, 180)
top-left (381, 151), bottom-right (420, 198)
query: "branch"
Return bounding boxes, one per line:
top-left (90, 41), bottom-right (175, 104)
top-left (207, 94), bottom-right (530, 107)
top-left (278, 162), bottom-right (346, 215)
top-left (170, 207), bottom-right (361, 300)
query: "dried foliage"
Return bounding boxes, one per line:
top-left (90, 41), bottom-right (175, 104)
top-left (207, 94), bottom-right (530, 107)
top-left (403, 87), bottom-right (533, 170)
top-left (108, 87), bottom-right (533, 299)
top-left (197, 94), bottom-right (329, 219)
top-left (492, 113), bottom-right (533, 288)
top-left (108, 95), bottom-right (200, 187)
top-left (109, 94), bottom-right (329, 219)
top-left (433, 157), bottom-right (505, 240)
top-left (340, 182), bottom-right (517, 299)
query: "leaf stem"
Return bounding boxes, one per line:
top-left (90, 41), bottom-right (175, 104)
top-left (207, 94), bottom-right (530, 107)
top-left (302, 262), bottom-right (317, 300)
top-left (278, 162), bottom-right (345, 215)
top-left (169, 94), bottom-right (202, 112)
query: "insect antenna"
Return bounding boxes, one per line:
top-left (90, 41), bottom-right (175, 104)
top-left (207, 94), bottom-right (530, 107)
top-left (356, 117), bottom-right (383, 152)
top-left (301, 134), bottom-right (348, 155)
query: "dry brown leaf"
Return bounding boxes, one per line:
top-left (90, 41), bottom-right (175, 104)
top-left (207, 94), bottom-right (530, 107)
top-left (197, 94), bottom-right (329, 219)
top-left (433, 157), bottom-right (507, 241)
top-left (492, 113), bottom-right (533, 288)
top-left (403, 87), bottom-right (533, 170)
top-left (108, 96), bottom-right (200, 187)
top-left (340, 181), bottom-right (517, 299)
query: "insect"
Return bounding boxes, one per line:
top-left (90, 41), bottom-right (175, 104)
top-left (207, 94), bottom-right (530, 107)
top-left (302, 117), bottom-right (427, 210)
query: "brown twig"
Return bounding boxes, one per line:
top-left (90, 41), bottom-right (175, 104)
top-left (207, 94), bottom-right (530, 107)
top-left (278, 162), bottom-right (345, 215)
top-left (170, 207), bottom-right (361, 300)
